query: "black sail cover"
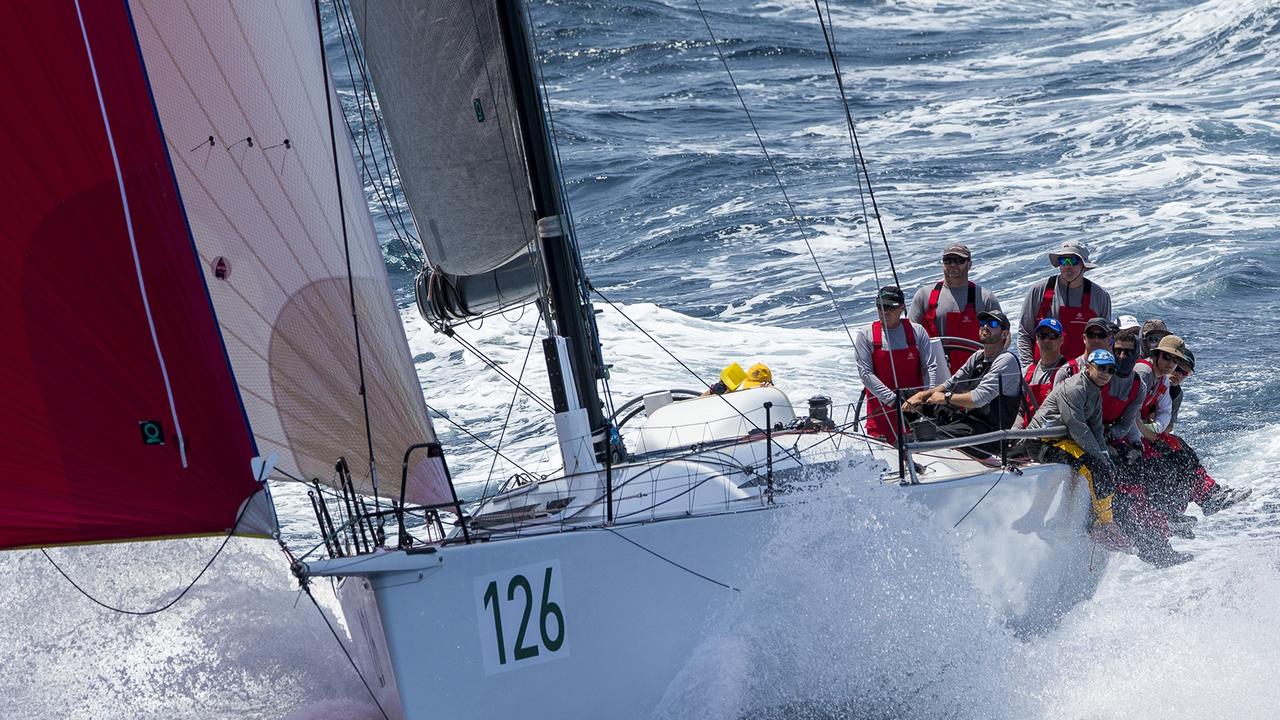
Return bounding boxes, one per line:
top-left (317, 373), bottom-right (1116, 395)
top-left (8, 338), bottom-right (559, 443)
top-left (349, 0), bottom-right (543, 319)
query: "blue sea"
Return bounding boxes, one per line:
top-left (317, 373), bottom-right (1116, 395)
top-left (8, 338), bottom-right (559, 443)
top-left (6, 1), bottom-right (1280, 718)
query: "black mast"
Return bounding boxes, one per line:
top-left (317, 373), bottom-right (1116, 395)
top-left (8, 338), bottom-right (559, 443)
top-left (495, 0), bottom-right (608, 452)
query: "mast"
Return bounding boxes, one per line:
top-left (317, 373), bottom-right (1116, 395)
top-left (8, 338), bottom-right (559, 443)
top-left (495, 0), bottom-right (609, 457)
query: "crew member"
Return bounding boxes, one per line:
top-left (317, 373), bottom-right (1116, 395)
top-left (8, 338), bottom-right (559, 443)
top-left (1139, 319), bottom-right (1170, 360)
top-left (904, 310), bottom-right (1021, 458)
top-left (1102, 330), bottom-right (1146, 445)
top-left (1025, 349), bottom-right (1129, 551)
top-left (1138, 341), bottom-right (1250, 519)
top-left (1016, 241), bottom-right (1113, 366)
top-left (1016, 318), bottom-right (1067, 426)
top-left (1054, 317), bottom-right (1116, 383)
top-left (855, 286), bottom-right (936, 444)
top-left (909, 243), bottom-right (1002, 374)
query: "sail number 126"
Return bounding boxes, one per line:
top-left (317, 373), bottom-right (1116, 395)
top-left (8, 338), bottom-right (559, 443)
top-left (474, 561), bottom-right (569, 674)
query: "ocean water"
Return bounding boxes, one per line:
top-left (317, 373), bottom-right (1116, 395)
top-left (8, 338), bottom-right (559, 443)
top-left (5, 0), bottom-right (1280, 718)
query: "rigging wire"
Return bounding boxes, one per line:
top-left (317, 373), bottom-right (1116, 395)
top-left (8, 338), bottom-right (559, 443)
top-left (274, 539), bottom-right (392, 720)
top-left (330, 0), bottom-right (424, 268)
top-left (313, 0), bottom-right (382, 516)
top-left (425, 402), bottom-right (542, 479)
top-left (603, 527), bottom-right (739, 592)
top-left (812, 1), bottom-right (908, 430)
top-left (692, 0), bottom-right (859, 350)
top-left (480, 313), bottom-right (545, 502)
top-left (443, 329), bottom-right (556, 414)
top-left (814, 0), bottom-right (900, 289)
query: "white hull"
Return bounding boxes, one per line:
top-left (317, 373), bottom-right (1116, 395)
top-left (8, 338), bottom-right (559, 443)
top-left (307, 454), bottom-right (1105, 718)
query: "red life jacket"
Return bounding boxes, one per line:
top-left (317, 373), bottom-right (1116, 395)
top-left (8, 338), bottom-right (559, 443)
top-left (922, 280), bottom-right (978, 373)
top-left (1102, 374), bottom-right (1142, 426)
top-left (1022, 356), bottom-right (1066, 420)
top-left (1033, 276), bottom-right (1094, 361)
top-left (864, 319), bottom-right (924, 445)
top-left (1137, 358), bottom-right (1168, 421)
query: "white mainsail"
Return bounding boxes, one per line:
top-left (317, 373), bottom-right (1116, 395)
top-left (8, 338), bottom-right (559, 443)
top-left (130, 0), bottom-right (451, 505)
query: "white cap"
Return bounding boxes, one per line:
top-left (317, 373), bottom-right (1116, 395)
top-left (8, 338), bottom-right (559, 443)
top-left (1116, 314), bottom-right (1140, 332)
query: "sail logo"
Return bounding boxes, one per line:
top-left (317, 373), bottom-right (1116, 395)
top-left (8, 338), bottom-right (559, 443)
top-left (138, 420), bottom-right (165, 446)
top-left (474, 560), bottom-right (570, 675)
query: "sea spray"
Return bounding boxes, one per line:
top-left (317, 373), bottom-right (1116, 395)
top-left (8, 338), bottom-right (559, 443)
top-left (0, 539), bottom-right (368, 720)
top-left (655, 457), bottom-right (1037, 719)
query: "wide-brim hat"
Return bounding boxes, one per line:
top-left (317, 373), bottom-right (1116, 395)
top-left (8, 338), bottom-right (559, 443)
top-left (1153, 334), bottom-right (1191, 364)
top-left (1048, 241), bottom-right (1098, 270)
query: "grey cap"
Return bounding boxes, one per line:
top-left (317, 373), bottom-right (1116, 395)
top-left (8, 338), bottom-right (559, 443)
top-left (942, 243), bottom-right (971, 259)
top-left (1048, 241), bottom-right (1098, 270)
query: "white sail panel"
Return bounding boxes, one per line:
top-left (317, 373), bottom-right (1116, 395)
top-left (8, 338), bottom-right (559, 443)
top-left (349, 0), bottom-right (538, 278)
top-left (130, 0), bottom-right (451, 506)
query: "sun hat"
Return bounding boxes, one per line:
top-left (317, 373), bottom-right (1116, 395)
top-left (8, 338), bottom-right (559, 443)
top-left (1048, 241), bottom-right (1098, 270)
top-left (1153, 335), bottom-right (1191, 364)
top-left (1087, 349), bottom-right (1116, 366)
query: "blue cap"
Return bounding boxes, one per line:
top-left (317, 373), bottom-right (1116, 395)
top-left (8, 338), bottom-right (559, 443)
top-left (1035, 318), bottom-right (1064, 333)
top-left (1088, 349), bottom-right (1116, 366)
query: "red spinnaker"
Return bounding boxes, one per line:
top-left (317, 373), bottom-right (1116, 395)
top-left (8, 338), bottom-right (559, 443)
top-left (0, 1), bottom-right (265, 548)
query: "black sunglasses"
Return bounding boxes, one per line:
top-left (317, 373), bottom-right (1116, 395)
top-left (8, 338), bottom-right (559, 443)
top-left (942, 256), bottom-right (968, 265)
top-left (1036, 332), bottom-right (1061, 340)
top-left (1094, 365), bottom-right (1118, 376)
top-left (1085, 330), bottom-right (1111, 339)
top-left (1113, 346), bottom-right (1136, 356)
top-left (1174, 365), bottom-right (1192, 376)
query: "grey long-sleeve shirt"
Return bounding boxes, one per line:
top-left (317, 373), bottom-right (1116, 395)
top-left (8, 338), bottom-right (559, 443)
top-left (1015, 276), bottom-right (1112, 365)
top-left (1027, 370), bottom-right (1110, 462)
top-left (908, 281), bottom-right (1002, 337)
top-left (854, 321), bottom-right (937, 405)
top-left (942, 349), bottom-right (1023, 408)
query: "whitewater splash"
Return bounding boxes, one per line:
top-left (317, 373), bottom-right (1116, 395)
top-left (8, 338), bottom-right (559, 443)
top-left (0, 540), bottom-right (375, 720)
top-left (654, 459), bottom-right (1035, 720)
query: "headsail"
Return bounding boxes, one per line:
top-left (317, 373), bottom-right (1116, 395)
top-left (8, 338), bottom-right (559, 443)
top-left (0, 0), bottom-right (271, 549)
top-left (349, 0), bottom-right (544, 320)
top-left (127, 0), bottom-right (453, 507)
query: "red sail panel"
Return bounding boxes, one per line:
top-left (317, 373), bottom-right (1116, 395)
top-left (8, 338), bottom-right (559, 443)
top-left (0, 1), bottom-right (269, 549)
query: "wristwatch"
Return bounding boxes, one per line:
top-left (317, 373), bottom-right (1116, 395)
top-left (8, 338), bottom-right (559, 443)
top-left (944, 391), bottom-right (954, 405)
